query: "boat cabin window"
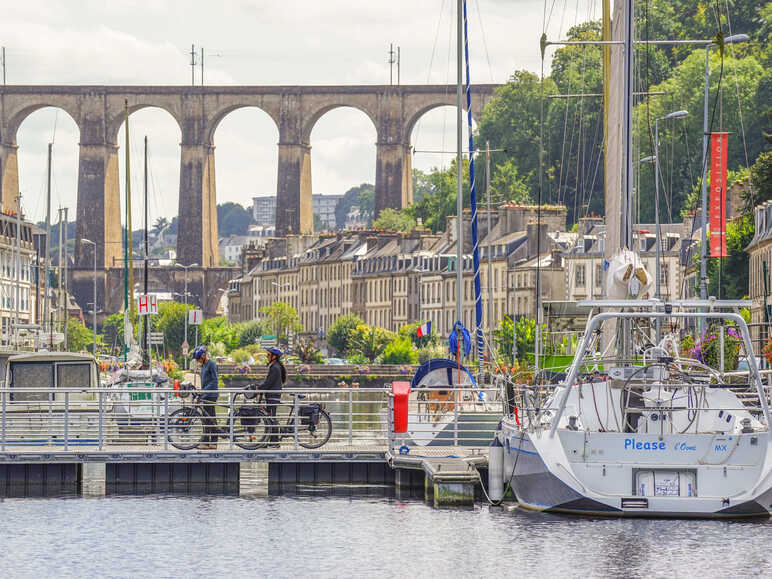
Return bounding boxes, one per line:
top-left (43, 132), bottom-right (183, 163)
top-left (57, 364), bottom-right (92, 389)
top-left (10, 362), bottom-right (54, 402)
top-left (10, 361), bottom-right (93, 402)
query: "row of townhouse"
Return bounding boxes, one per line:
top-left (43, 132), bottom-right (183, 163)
top-left (227, 204), bottom-right (569, 338)
top-left (746, 201), bottom-right (772, 346)
top-left (226, 204), bottom-right (696, 344)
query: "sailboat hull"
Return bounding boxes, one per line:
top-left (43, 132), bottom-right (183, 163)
top-left (501, 425), bottom-right (772, 518)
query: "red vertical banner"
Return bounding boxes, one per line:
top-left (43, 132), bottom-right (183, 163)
top-left (709, 132), bottom-right (728, 257)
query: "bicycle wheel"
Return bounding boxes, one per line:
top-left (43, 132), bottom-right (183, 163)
top-left (168, 407), bottom-right (204, 450)
top-left (232, 407), bottom-right (270, 450)
top-left (296, 408), bottom-right (332, 449)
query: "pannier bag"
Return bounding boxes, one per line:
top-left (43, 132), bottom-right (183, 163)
top-left (239, 405), bottom-right (261, 432)
top-left (299, 403), bottom-right (321, 426)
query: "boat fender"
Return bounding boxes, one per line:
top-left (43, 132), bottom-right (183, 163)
top-left (173, 380), bottom-right (180, 397)
top-left (488, 437), bottom-right (505, 502)
top-left (514, 406), bottom-right (520, 426)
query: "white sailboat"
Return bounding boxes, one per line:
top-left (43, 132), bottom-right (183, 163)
top-left (491, 0), bottom-right (772, 517)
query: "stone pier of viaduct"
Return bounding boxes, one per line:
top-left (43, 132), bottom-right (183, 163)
top-left (0, 84), bottom-right (497, 317)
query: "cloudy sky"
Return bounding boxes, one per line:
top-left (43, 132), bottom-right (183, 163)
top-left (2, 0), bottom-right (602, 224)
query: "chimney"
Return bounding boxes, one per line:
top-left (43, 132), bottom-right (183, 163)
top-left (550, 248), bottom-right (563, 268)
top-left (526, 220), bottom-right (548, 260)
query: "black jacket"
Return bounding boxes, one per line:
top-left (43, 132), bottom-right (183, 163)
top-left (258, 360), bottom-right (284, 400)
top-left (199, 359), bottom-right (219, 401)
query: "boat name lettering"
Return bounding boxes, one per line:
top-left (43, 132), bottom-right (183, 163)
top-left (624, 438), bottom-right (666, 451)
top-left (674, 442), bottom-right (697, 451)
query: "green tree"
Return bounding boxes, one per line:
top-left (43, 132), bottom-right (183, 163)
top-left (707, 215), bottom-right (754, 299)
top-left (638, 50), bottom-right (765, 221)
top-left (407, 158), bottom-right (473, 233)
top-left (491, 158), bottom-right (533, 204)
top-left (239, 320), bottom-right (268, 347)
top-left (150, 301), bottom-right (196, 359)
top-left (745, 151), bottom-right (772, 209)
top-left (494, 316), bottom-right (544, 363)
top-left (372, 208), bottom-right (416, 231)
top-left (217, 202), bottom-right (253, 237)
top-left (412, 169), bottom-right (434, 203)
top-left (399, 321), bottom-right (438, 348)
top-left (313, 213), bottom-right (326, 232)
top-left (66, 318), bottom-right (94, 353)
top-left (295, 338), bottom-right (324, 363)
top-left (102, 312), bottom-right (126, 353)
top-left (200, 316), bottom-right (242, 352)
top-left (348, 324), bottom-right (395, 362)
top-left (380, 336), bottom-right (418, 364)
top-left (335, 183), bottom-right (374, 228)
top-left (258, 302), bottom-right (303, 345)
top-left (327, 313), bottom-right (364, 355)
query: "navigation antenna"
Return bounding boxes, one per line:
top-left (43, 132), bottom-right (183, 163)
top-left (190, 44), bottom-right (196, 85)
top-left (388, 43), bottom-right (396, 85)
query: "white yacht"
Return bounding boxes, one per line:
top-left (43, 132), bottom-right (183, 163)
top-left (494, 299), bottom-right (772, 517)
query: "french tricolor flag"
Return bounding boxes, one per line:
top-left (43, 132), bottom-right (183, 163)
top-left (416, 321), bottom-right (432, 338)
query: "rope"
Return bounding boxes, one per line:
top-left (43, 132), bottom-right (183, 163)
top-left (462, 0), bottom-right (485, 368)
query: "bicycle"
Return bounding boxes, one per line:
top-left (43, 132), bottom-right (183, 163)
top-left (242, 392), bottom-right (333, 450)
top-left (166, 385), bottom-right (332, 450)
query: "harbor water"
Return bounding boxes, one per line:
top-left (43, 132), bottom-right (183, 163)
top-left (1, 494), bottom-right (770, 577)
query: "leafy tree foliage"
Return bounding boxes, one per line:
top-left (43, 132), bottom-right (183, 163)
top-left (335, 183), bottom-right (374, 229)
top-left (217, 202), bottom-right (253, 237)
top-left (399, 321), bottom-right (439, 348)
top-left (491, 158), bottom-right (532, 205)
top-left (295, 338), bottom-right (325, 363)
top-left (239, 320), bottom-right (268, 347)
top-left (372, 208), bottom-right (416, 232)
top-left (258, 302), bottom-right (303, 346)
top-left (707, 216), bottom-right (755, 299)
top-left (348, 324), bottom-right (395, 362)
top-left (380, 336), bottom-right (418, 364)
top-left (66, 318), bottom-right (94, 353)
top-left (150, 301), bottom-right (196, 358)
top-left (327, 313), bottom-right (364, 355)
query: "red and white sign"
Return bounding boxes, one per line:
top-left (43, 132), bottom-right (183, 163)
top-left (709, 132), bottom-right (729, 258)
top-left (188, 309), bottom-right (203, 325)
top-left (137, 294), bottom-right (158, 316)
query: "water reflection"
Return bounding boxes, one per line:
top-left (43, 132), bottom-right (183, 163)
top-left (0, 496), bottom-right (769, 577)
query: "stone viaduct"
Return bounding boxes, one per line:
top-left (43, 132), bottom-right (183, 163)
top-left (0, 84), bottom-right (497, 316)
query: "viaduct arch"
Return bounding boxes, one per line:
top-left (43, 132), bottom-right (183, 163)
top-left (1, 84), bottom-right (497, 270)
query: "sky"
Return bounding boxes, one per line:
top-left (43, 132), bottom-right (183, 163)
top-left (1, 0), bottom-right (603, 225)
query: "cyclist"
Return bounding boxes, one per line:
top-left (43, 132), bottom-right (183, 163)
top-left (192, 345), bottom-right (219, 449)
top-left (259, 347), bottom-right (286, 447)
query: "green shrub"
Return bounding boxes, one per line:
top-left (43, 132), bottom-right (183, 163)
top-left (417, 343), bottom-right (448, 363)
top-left (328, 313), bottom-right (364, 355)
top-left (380, 336), bottom-right (418, 365)
top-left (230, 348), bottom-right (252, 364)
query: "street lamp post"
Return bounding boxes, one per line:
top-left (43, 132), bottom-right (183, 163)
top-left (80, 238), bottom-right (97, 356)
top-left (176, 262), bottom-right (198, 368)
top-left (699, 34), bottom-right (749, 304)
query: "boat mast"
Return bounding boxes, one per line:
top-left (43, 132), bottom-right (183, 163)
top-left (143, 135), bottom-right (149, 367)
top-left (13, 192), bottom-right (21, 348)
top-left (123, 100), bottom-right (133, 360)
top-left (621, 0), bottom-right (634, 251)
top-left (43, 143), bottom-right (52, 347)
top-left (455, 0), bottom-right (463, 329)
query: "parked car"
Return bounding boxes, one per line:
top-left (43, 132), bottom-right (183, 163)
top-left (326, 358), bottom-right (346, 365)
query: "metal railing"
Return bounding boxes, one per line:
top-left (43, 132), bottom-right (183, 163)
top-left (0, 385), bottom-right (502, 452)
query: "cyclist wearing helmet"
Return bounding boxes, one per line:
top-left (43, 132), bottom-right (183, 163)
top-left (192, 345), bottom-right (219, 449)
top-left (259, 347), bottom-right (286, 447)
